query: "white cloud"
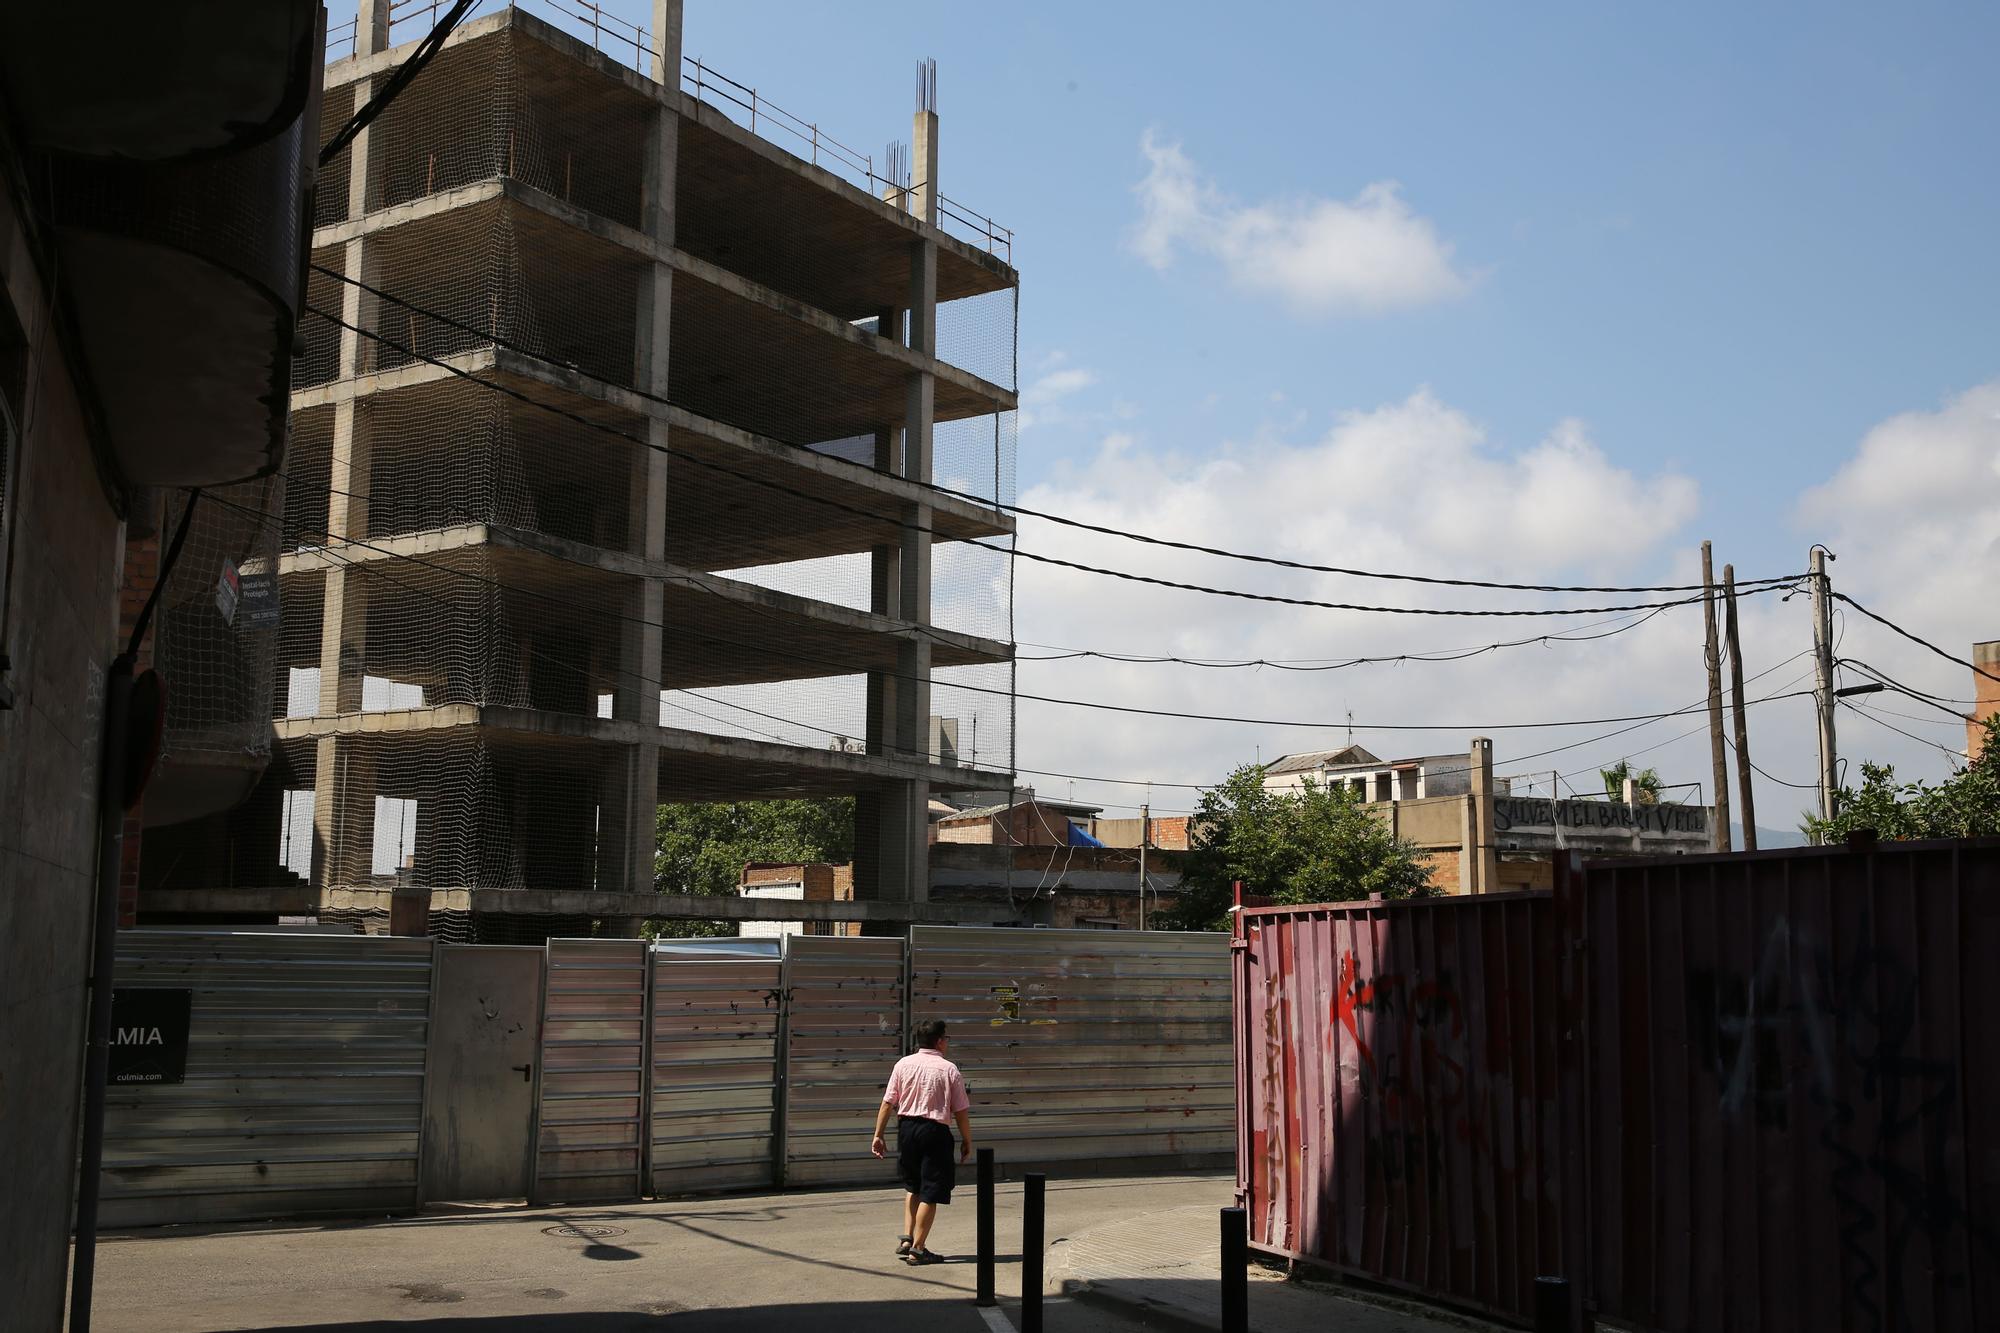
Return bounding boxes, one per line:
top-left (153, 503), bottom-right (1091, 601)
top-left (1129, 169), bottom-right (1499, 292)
top-left (1005, 379), bottom-right (2000, 829)
top-left (1010, 389), bottom-right (1711, 813)
top-left (1130, 130), bottom-right (1470, 315)
top-left (1027, 367), bottom-right (1096, 401)
top-left (1795, 380), bottom-right (2000, 739)
top-left (1017, 364), bottom-right (1099, 432)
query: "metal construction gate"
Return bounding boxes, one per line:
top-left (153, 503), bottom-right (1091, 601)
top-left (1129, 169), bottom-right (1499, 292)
top-left (95, 926), bottom-right (1243, 1228)
top-left (781, 934), bottom-right (907, 1187)
top-left (1238, 838), bottom-right (2000, 1333)
top-left (1573, 839), bottom-right (2000, 1333)
top-left (910, 926), bottom-right (1233, 1171)
top-left (1235, 895), bottom-right (1568, 1324)
top-left (533, 938), bottom-right (647, 1203)
top-left (648, 954), bottom-right (783, 1194)
top-left (421, 944), bottom-right (543, 1202)
top-left (99, 930), bottom-right (435, 1227)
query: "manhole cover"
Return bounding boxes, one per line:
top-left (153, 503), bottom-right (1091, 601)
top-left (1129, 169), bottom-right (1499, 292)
top-left (542, 1224), bottom-right (627, 1239)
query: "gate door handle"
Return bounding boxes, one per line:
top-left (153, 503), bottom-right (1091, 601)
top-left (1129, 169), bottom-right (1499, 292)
top-left (512, 1063), bottom-right (533, 1083)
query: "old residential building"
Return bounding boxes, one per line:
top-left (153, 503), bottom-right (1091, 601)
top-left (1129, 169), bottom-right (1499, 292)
top-left (1264, 738), bottom-right (1713, 894)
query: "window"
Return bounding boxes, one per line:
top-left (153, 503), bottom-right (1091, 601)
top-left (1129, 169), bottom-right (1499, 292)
top-left (278, 789), bottom-right (315, 879)
top-left (285, 667), bottom-right (321, 717)
top-left (361, 676), bottom-right (424, 711)
top-left (372, 796), bottom-right (418, 878)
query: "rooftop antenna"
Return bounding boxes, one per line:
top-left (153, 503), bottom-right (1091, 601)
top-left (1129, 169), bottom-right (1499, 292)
top-left (1346, 708), bottom-right (1354, 747)
top-left (916, 57), bottom-right (937, 115)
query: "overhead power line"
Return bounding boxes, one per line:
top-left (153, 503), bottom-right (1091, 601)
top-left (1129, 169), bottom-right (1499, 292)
top-left (306, 304), bottom-right (1797, 621)
top-left (1838, 657), bottom-right (1979, 715)
top-left (226, 502), bottom-right (1827, 815)
top-left (1838, 698), bottom-right (1969, 761)
top-left (1732, 746), bottom-right (1821, 792)
top-left (1832, 592), bottom-right (2000, 685)
top-left (320, 0), bottom-right (478, 166)
top-left (1015, 606), bottom-right (1674, 668)
top-left (306, 267), bottom-right (1807, 597)
top-left (271, 459), bottom-right (1703, 673)
top-left (208, 492), bottom-right (1820, 770)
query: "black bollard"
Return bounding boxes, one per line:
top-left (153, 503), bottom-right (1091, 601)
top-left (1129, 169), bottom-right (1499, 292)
top-left (1220, 1207), bottom-right (1249, 1333)
top-left (1535, 1276), bottom-right (1572, 1333)
top-left (1022, 1172), bottom-right (1046, 1333)
top-left (976, 1147), bottom-right (996, 1307)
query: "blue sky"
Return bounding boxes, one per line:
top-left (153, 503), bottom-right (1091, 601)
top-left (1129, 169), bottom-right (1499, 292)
top-left (336, 2), bottom-right (2000, 820)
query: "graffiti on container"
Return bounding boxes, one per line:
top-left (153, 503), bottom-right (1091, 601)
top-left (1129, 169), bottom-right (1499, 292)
top-left (1332, 951), bottom-right (1502, 1190)
top-left (1688, 915), bottom-right (1993, 1330)
top-left (1257, 967), bottom-right (1290, 1247)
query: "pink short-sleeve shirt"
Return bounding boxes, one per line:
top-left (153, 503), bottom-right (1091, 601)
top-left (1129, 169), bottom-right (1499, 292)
top-left (882, 1048), bottom-right (971, 1125)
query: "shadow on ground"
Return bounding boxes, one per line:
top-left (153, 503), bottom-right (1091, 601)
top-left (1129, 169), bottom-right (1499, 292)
top-left (229, 1299), bottom-right (994, 1332)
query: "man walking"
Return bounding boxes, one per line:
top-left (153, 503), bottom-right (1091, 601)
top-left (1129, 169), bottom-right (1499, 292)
top-left (870, 1019), bottom-right (973, 1265)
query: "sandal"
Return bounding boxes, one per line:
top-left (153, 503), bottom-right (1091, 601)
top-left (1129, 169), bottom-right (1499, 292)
top-left (896, 1235), bottom-right (913, 1256)
top-left (906, 1247), bottom-right (943, 1265)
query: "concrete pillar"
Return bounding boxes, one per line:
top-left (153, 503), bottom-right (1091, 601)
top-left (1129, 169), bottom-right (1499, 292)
top-left (308, 31), bottom-right (391, 899)
top-left (649, 0), bottom-right (684, 88)
top-left (859, 230), bottom-right (938, 908)
top-left (1461, 737), bottom-right (1497, 895)
top-left (358, 0), bottom-right (391, 58)
top-left (600, 17), bottom-right (682, 892)
top-left (311, 400), bottom-right (377, 889)
top-left (910, 103), bottom-right (939, 226)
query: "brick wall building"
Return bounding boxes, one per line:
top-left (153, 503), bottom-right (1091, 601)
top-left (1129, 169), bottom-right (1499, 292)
top-left (738, 861), bottom-right (858, 938)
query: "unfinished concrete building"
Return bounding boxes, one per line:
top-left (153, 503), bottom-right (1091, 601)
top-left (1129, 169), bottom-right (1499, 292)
top-left (138, 1), bottom-right (1019, 939)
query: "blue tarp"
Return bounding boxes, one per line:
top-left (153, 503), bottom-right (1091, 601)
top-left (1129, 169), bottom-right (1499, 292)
top-left (1066, 821), bottom-right (1106, 847)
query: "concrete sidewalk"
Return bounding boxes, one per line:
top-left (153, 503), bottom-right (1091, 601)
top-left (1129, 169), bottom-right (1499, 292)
top-left (81, 1174), bottom-right (1224, 1331)
top-left (81, 1174), bottom-right (1494, 1332)
top-left (1050, 1204), bottom-right (1502, 1333)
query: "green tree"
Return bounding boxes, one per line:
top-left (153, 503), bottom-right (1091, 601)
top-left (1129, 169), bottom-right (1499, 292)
top-left (649, 797), bottom-right (855, 938)
top-left (1163, 764), bottom-right (1436, 930)
top-left (1600, 759), bottom-right (1663, 803)
top-left (1803, 716), bottom-right (2000, 844)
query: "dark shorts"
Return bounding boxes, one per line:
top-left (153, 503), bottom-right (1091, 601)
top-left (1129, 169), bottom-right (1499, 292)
top-left (897, 1115), bottom-right (956, 1204)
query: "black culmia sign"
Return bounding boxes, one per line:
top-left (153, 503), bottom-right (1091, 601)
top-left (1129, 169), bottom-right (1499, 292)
top-left (109, 988), bottom-right (192, 1085)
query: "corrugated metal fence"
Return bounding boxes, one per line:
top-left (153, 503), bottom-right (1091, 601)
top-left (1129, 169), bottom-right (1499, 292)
top-left (1237, 838), bottom-right (2000, 1332)
top-left (910, 926), bottom-right (1233, 1170)
top-left (1237, 895), bottom-right (1565, 1322)
top-left (100, 930), bottom-right (434, 1227)
top-left (534, 938), bottom-right (647, 1203)
top-left (649, 956), bottom-right (783, 1194)
top-left (97, 926), bottom-right (1238, 1228)
top-left (1575, 840), bottom-right (2000, 1333)
top-left (781, 934), bottom-right (907, 1186)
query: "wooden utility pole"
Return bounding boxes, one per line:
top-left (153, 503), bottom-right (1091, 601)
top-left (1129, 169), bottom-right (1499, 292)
top-left (1701, 542), bottom-right (1732, 852)
top-left (1137, 802), bottom-right (1149, 930)
top-left (1811, 546), bottom-right (1838, 828)
top-left (1723, 564), bottom-right (1757, 850)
